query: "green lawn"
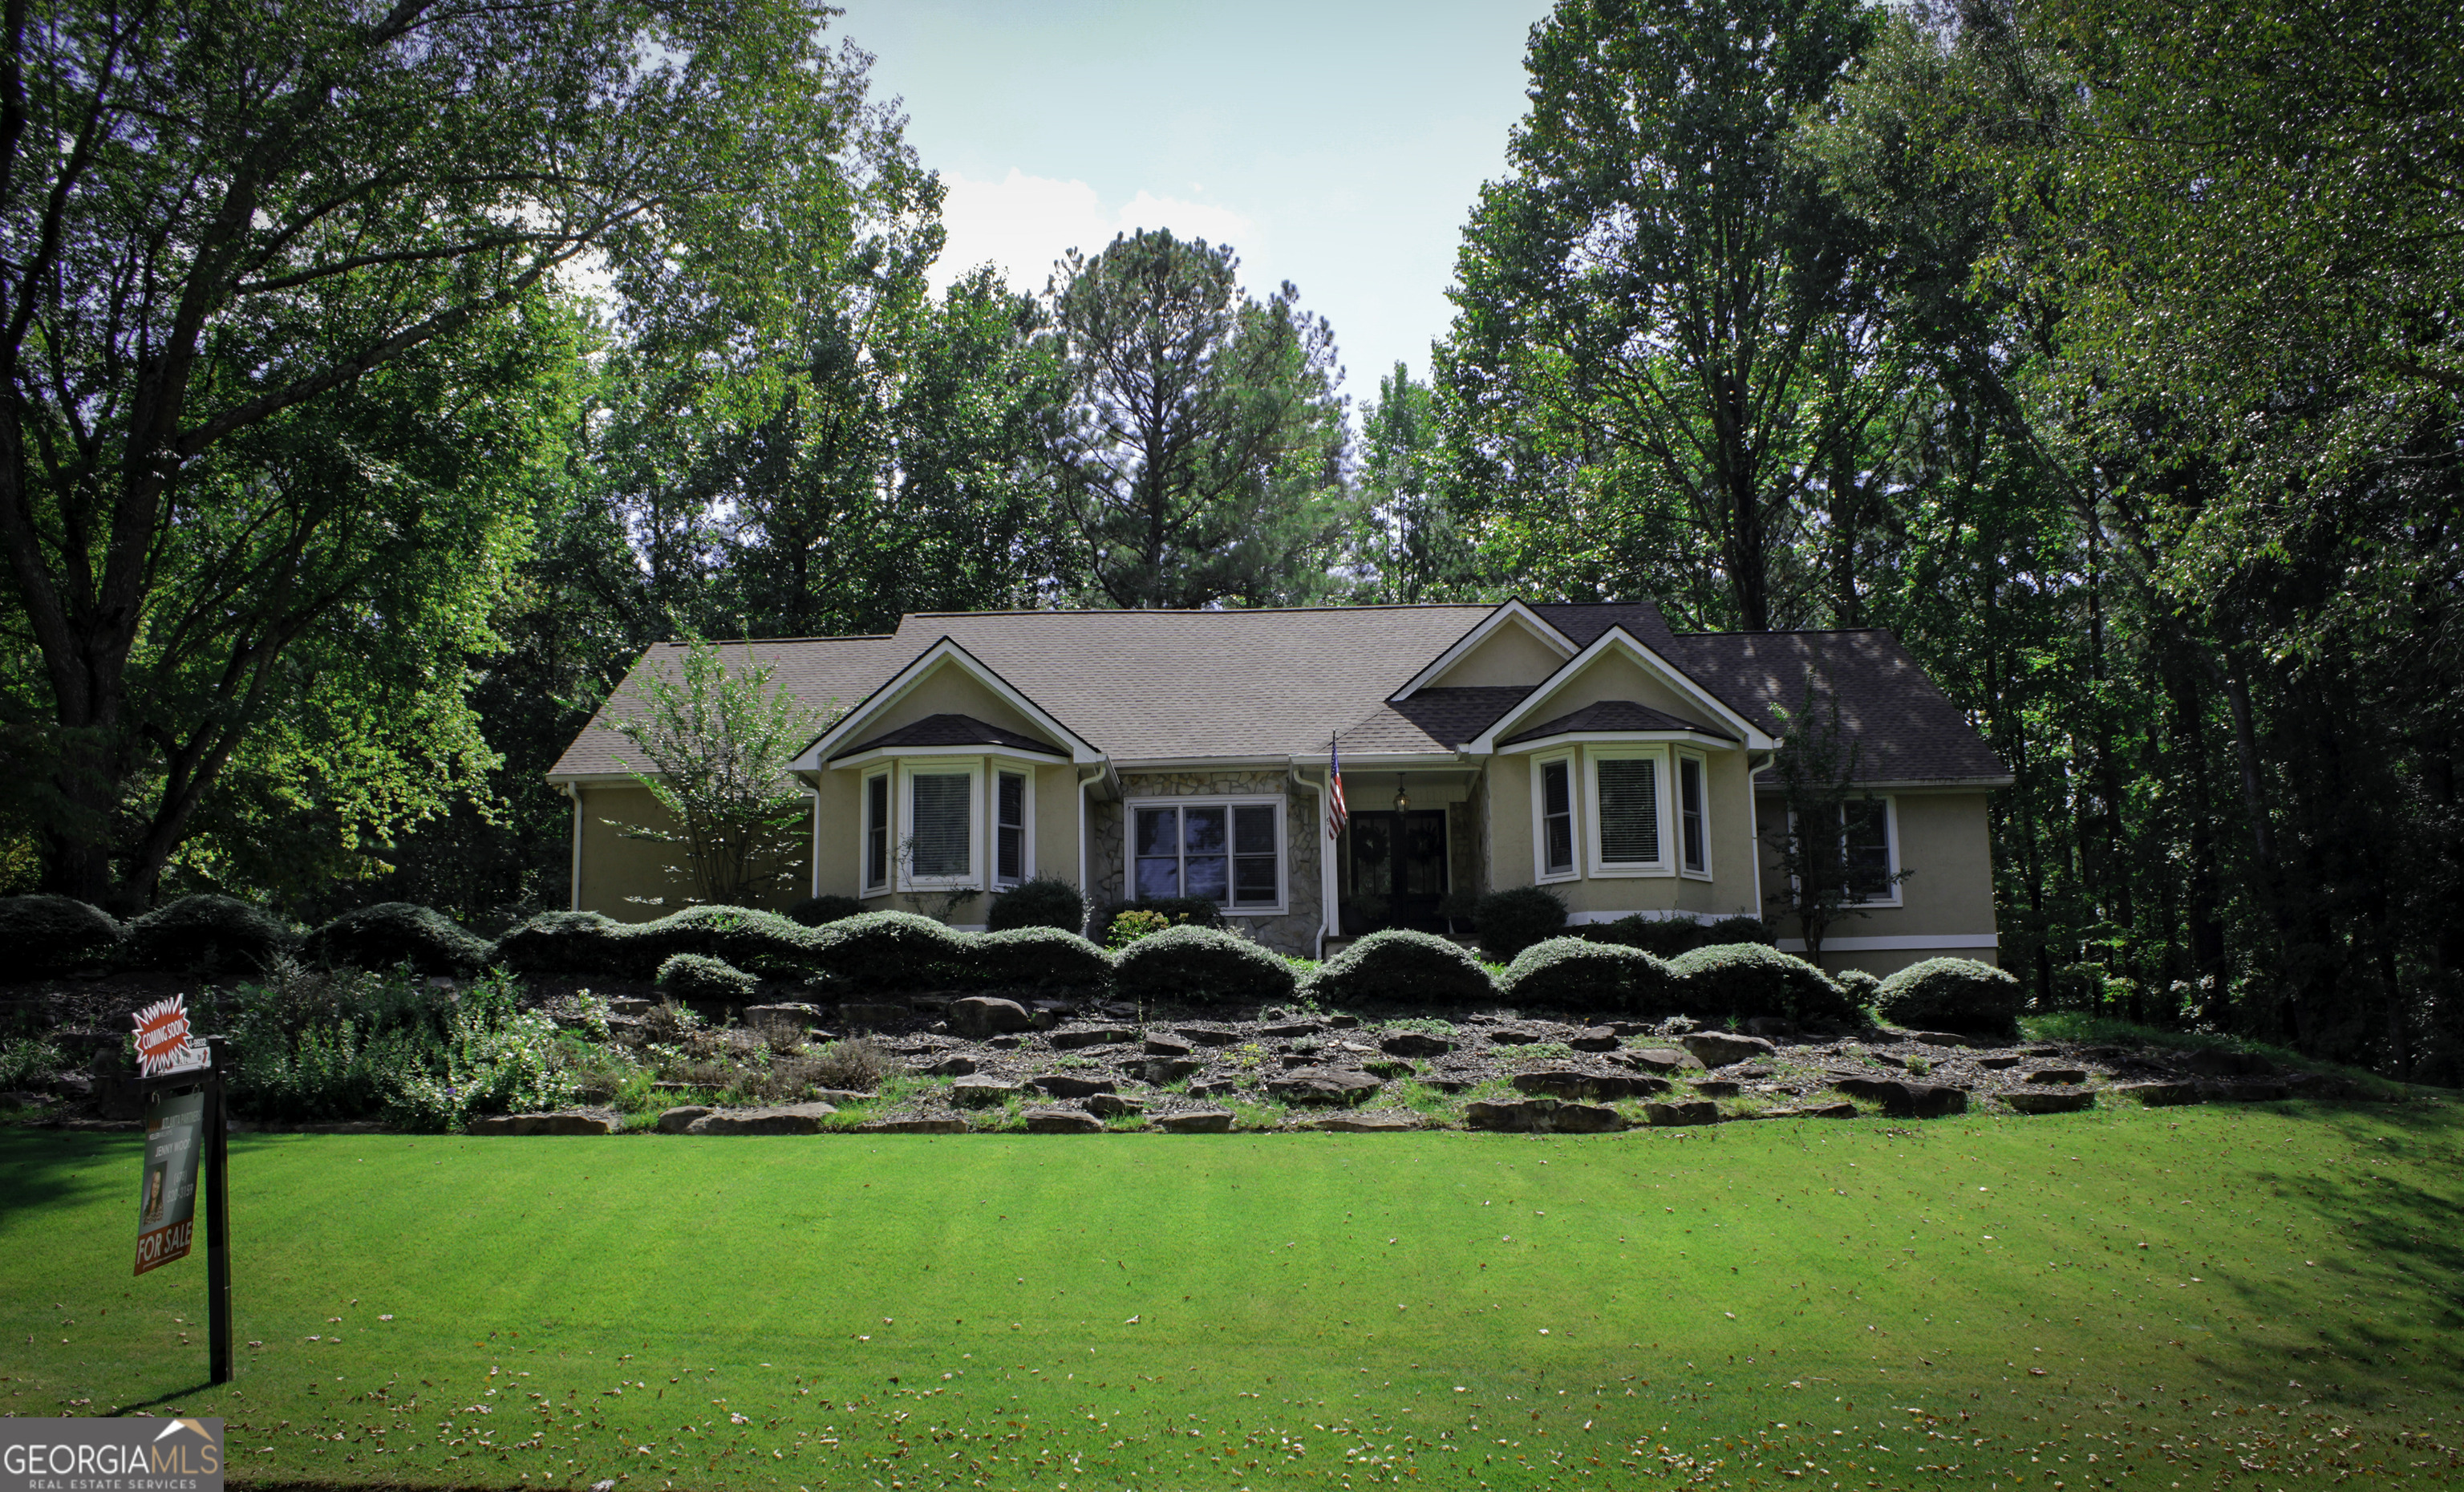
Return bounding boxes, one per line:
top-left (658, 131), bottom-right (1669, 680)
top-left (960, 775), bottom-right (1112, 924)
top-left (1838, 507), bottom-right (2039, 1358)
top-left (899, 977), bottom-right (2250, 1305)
top-left (5, 1101), bottom-right (2461, 1490)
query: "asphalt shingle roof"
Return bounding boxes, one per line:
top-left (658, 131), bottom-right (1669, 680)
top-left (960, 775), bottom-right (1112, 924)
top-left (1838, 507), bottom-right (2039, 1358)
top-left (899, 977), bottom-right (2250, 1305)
top-left (833, 712), bottom-right (1064, 760)
top-left (1498, 699), bottom-right (1734, 746)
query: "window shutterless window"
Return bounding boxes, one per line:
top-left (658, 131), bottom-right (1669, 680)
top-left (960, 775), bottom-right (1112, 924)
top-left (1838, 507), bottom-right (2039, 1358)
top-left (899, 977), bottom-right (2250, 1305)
top-left (908, 770), bottom-right (972, 880)
top-left (995, 770), bottom-right (1027, 887)
top-left (863, 772), bottom-right (890, 891)
top-left (1678, 755), bottom-right (1707, 874)
top-left (1842, 799), bottom-right (1892, 902)
top-left (1131, 800), bottom-right (1280, 910)
top-left (1539, 759), bottom-right (1575, 877)
top-left (1593, 753), bottom-right (1662, 866)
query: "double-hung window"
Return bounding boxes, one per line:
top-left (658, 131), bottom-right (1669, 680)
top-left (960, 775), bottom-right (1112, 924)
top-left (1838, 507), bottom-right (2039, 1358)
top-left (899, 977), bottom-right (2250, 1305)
top-left (995, 769), bottom-right (1029, 888)
top-left (906, 767), bottom-right (974, 882)
top-left (1676, 752), bottom-right (1709, 876)
top-left (1842, 798), bottom-right (1895, 902)
top-left (1588, 747), bottom-right (1666, 874)
top-left (1535, 756), bottom-right (1576, 881)
top-left (862, 770), bottom-right (891, 892)
top-left (1130, 799), bottom-right (1282, 911)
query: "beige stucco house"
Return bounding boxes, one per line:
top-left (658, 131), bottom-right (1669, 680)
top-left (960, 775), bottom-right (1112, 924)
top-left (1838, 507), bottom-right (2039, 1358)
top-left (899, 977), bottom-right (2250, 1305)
top-left (547, 600), bottom-right (2010, 976)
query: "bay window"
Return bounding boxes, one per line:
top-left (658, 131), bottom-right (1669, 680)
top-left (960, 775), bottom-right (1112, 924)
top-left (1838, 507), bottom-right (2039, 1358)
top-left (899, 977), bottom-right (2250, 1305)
top-left (1587, 746), bottom-right (1667, 874)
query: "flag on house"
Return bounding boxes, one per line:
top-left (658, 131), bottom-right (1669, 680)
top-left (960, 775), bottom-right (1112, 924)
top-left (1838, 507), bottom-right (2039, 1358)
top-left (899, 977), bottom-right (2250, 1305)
top-left (1327, 735), bottom-right (1348, 840)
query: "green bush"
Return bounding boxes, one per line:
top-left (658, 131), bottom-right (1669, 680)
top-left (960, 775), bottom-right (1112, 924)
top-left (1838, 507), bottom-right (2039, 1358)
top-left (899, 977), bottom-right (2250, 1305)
top-left (1473, 885), bottom-right (1566, 961)
top-left (624, 905), bottom-right (814, 979)
top-left (973, 926), bottom-right (1115, 989)
top-left (0, 1033), bottom-right (69, 1090)
top-left (1668, 943), bottom-right (1857, 1024)
top-left (804, 910), bottom-right (971, 989)
top-left (305, 902), bottom-right (491, 975)
top-left (1112, 924), bottom-right (1297, 1008)
top-left (225, 960), bottom-right (456, 1123)
top-left (1701, 914), bottom-right (1774, 947)
top-left (122, 894), bottom-right (294, 973)
top-left (1497, 937), bottom-right (1676, 1012)
top-left (387, 969), bottom-right (577, 1131)
top-left (1575, 914), bottom-right (1706, 959)
top-left (786, 894), bottom-right (864, 928)
top-left (1092, 897), bottom-right (1224, 946)
top-left (1874, 957), bottom-right (2024, 1036)
top-left (1105, 909), bottom-right (1171, 950)
top-left (1308, 929), bottom-right (1495, 1004)
top-left (1834, 967), bottom-right (1882, 1007)
top-left (0, 894), bottom-right (124, 975)
top-left (987, 878), bottom-right (1086, 934)
top-left (490, 910), bottom-right (632, 975)
top-left (655, 952), bottom-right (760, 1003)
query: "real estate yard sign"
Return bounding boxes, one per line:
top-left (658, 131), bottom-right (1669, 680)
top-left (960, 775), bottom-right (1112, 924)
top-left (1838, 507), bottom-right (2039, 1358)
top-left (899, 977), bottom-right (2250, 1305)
top-left (136, 1088), bottom-right (205, 1275)
top-left (132, 992), bottom-right (209, 1076)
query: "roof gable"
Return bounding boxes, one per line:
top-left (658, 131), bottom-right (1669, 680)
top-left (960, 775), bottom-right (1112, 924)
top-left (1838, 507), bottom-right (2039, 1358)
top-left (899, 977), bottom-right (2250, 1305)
top-left (1467, 625), bottom-right (1777, 753)
top-left (833, 712), bottom-right (1065, 760)
top-left (792, 638), bottom-right (1100, 769)
top-left (1390, 600), bottom-right (1575, 697)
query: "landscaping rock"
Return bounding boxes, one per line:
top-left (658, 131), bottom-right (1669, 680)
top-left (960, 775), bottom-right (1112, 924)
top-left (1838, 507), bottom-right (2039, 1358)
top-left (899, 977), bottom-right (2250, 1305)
top-left (1465, 1097), bottom-right (1552, 1131)
top-left (914, 1054), bottom-right (979, 1077)
top-left (1570, 1027), bottom-right (1622, 1052)
top-left (986, 1033), bottom-right (1028, 1048)
top-left (1032, 1073), bottom-right (1117, 1100)
top-left (1051, 1025), bottom-right (1138, 1051)
top-left (1141, 1057), bottom-right (1204, 1083)
top-left (1086, 1093), bottom-right (1145, 1117)
top-left (1692, 1080), bottom-right (1741, 1097)
top-left (1380, 1032), bottom-right (1455, 1058)
top-left (1174, 1026), bottom-right (1241, 1046)
top-left (683, 1102), bottom-right (837, 1135)
top-left (1548, 1102), bottom-right (1627, 1133)
top-left (1903, 1030), bottom-right (1975, 1048)
top-left (1264, 1068), bottom-right (1383, 1106)
top-left (1158, 1110), bottom-right (1235, 1133)
top-left (2108, 1080), bottom-right (2201, 1106)
top-left (1977, 1055), bottom-right (2021, 1069)
top-left (1625, 1048), bottom-right (1701, 1073)
top-left (1644, 1101), bottom-right (1720, 1127)
top-left (1483, 1026), bottom-right (1549, 1045)
top-left (950, 996), bottom-right (1034, 1036)
top-left (2004, 1089), bottom-right (2096, 1114)
top-left (1306, 1114), bottom-right (1420, 1132)
top-left (856, 1117), bottom-right (966, 1133)
top-left (468, 1110), bottom-right (618, 1136)
top-left (950, 1076), bottom-right (1025, 1107)
top-left (2022, 1067), bottom-right (2087, 1085)
top-left (1364, 1059), bottom-right (1417, 1080)
top-left (1023, 1106), bottom-right (1104, 1133)
top-left (840, 1001), bottom-right (910, 1028)
top-left (1834, 1077), bottom-right (1969, 1117)
top-left (814, 1089), bottom-right (876, 1105)
top-left (1510, 1070), bottom-right (1657, 1101)
top-left (606, 996), bottom-right (653, 1017)
top-left (1191, 1078), bottom-right (1244, 1097)
top-left (1327, 1015), bottom-right (1360, 1029)
top-left (1681, 1032), bottom-right (1777, 1068)
top-left (1143, 1034), bottom-right (1196, 1056)
top-left (1258, 1021), bottom-right (1323, 1038)
top-left (1757, 1102), bottom-right (1858, 1119)
top-left (744, 1003), bottom-right (825, 1029)
top-left (654, 1105), bottom-right (712, 1133)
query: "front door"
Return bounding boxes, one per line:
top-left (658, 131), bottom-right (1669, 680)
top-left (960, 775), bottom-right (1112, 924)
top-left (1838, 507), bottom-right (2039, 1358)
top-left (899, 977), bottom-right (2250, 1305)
top-left (1347, 810), bottom-right (1450, 931)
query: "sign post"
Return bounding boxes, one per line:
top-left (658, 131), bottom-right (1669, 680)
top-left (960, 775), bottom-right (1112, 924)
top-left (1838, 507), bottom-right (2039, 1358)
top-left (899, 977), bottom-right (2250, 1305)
top-left (129, 995), bottom-right (233, 1386)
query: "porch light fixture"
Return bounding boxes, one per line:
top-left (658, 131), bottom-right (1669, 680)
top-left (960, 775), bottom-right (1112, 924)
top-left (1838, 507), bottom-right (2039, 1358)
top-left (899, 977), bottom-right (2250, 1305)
top-left (1393, 782), bottom-right (1410, 812)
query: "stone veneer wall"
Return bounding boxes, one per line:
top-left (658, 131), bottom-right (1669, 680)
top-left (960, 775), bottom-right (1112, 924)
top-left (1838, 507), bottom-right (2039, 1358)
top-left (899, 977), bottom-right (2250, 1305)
top-left (1086, 770), bottom-right (1327, 958)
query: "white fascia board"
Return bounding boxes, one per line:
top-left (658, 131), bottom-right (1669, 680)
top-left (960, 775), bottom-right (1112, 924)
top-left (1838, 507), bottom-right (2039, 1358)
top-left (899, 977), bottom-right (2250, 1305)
top-left (1776, 934), bottom-right (2000, 952)
top-left (543, 771), bottom-right (642, 787)
top-left (1465, 625), bottom-right (1777, 753)
top-left (1493, 730), bottom-right (1742, 756)
top-left (1752, 776), bottom-right (2018, 793)
top-left (1388, 598), bottom-right (1576, 700)
top-left (789, 636), bottom-right (1103, 771)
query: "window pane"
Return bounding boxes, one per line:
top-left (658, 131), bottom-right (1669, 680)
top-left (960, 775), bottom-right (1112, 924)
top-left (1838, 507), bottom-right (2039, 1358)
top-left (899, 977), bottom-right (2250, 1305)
top-left (998, 772), bottom-right (1025, 829)
top-left (1232, 804), bottom-right (1276, 856)
top-left (1185, 853), bottom-right (1230, 902)
top-left (1135, 807), bottom-right (1179, 858)
top-left (1680, 758), bottom-right (1705, 872)
top-left (1845, 801), bottom-right (1891, 898)
top-left (1596, 757), bottom-right (1660, 863)
top-left (1545, 815), bottom-right (1574, 874)
top-left (1542, 760), bottom-right (1570, 817)
top-left (865, 775), bottom-right (890, 886)
top-left (1183, 806), bottom-right (1226, 854)
top-left (1234, 855), bottom-right (1278, 904)
top-left (998, 825), bottom-right (1023, 883)
top-left (1136, 857), bottom-right (1181, 899)
top-left (910, 772), bottom-right (971, 878)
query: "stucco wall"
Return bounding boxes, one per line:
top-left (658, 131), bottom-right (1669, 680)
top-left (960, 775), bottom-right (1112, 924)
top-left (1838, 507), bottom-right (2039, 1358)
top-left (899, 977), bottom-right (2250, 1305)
top-left (1428, 620), bottom-right (1566, 687)
top-left (1469, 748), bottom-right (1759, 920)
top-left (857, 663), bottom-right (1050, 744)
top-left (572, 781), bottom-right (811, 921)
top-left (1514, 650), bottom-right (1711, 731)
top-left (1754, 788), bottom-right (2001, 973)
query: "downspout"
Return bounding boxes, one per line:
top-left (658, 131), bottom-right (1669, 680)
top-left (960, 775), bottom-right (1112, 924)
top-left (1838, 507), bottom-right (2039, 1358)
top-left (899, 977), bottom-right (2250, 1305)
top-left (807, 776), bottom-right (824, 898)
top-left (565, 782), bottom-right (585, 913)
top-left (1077, 764), bottom-right (1107, 935)
top-left (1288, 763), bottom-right (1333, 960)
top-left (1747, 750), bottom-right (1770, 922)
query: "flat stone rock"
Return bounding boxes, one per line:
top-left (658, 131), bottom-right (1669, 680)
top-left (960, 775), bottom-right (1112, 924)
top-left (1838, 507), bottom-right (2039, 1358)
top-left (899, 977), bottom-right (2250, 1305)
top-left (1051, 1025), bottom-right (1138, 1051)
top-left (1033, 1072), bottom-right (1117, 1099)
top-left (1977, 1055), bottom-right (2022, 1070)
top-left (1259, 1020), bottom-right (1324, 1039)
top-left (1158, 1109), bottom-right (1235, 1133)
top-left (684, 1102), bottom-right (838, 1135)
top-left (606, 996), bottom-right (654, 1017)
top-left (1174, 1026), bottom-right (1241, 1047)
top-left (654, 1105), bottom-right (712, 1134)
top-left (840, 1002), bottom-right (910, 1028)
top-left (1692, 1080), bottom-right (1741, 1098)
top-left (1903, 1030), bottom-right (1976, 1048)
top-left (1464, 1097), bottom-right (1625, 1133)
top-left (1682, 1032), bottom-right (1777, 1068)
top-left (814, 1089), bottom-right (875, 1105)
top-left (855, 1117), bottom-right (967, 1134)
top-left (744, 1003), bottom-right (825, 1029)
top-left (1757, 1102), bottom-right (1858, 1119)
top-left (950, 1076), bottom-right (1025, 1107)
top-left (1264, 1068), bottom-right (1382, 1106)
top-left (2022, 1067), bottom-right (2088, 1085)
top-left (1141, 1057), bottom-right (1203, 1083)
top-left (950, 996), bottom-right (1035, 1036)
top-left (1626, 1048), bottom-right (1704, 1073)
top-left (1086, 1093), bottom-right (1145, 1117)
top-left (1570, 1028), bottom-right (1622, 1052)
top-left (1510, 1070), bottom-right (1656, 1101)
top-left (2004, 1089), bottom-right (2096, 1114)
top-left (1644, 1101), bottom-right (1720, 1127)
top-left (914, 1054), bottom-right (979, 1077)
top-left (1380, 1032), bottom-right (1455, 1058)
top-left (1482, 1026), bottom-right (1550, 1045)
top-left (468, 1110), bottom-right (618, 1136)
top-left (1305, 1114), bottom-right (1420, 1132)
top-left (1023, 1106), bottom-right (1104, 1133)
top-left (1834, 1077), bottom-right (1968, 1117)
top-left (1143, 1034), bottom-right (1196, 1056)
top-left (1364, 1059), bottom-right (1416, 1080)
top-left (1191, 1077), bottom-right (1244, 1097)
top-left (2108, 1080), bottom-right (2201, 1106)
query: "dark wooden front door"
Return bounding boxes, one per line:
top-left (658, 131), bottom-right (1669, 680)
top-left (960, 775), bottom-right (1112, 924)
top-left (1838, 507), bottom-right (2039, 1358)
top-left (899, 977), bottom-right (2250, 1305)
top-left (1347, 810), bottom-right (1450, 930)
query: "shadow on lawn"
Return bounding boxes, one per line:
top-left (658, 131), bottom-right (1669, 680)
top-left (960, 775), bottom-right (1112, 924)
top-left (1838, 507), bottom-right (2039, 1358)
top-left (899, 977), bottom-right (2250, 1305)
top-left (0, 1129), bottom-right (132, 1216)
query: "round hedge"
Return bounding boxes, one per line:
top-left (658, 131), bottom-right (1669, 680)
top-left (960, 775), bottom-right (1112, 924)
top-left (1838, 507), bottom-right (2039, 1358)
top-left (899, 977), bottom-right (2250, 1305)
top-left (624, 905), bottom-right (815, 979)
top-left (0, 894), bottom-right (123, 975)
top-left (1700, 914), bottom-right (1774, 947)
top-left (786, 895), bottom-right (863, 928)
top-left (973, 926), bottom-right (1116, 989)
top-left (305, 902), bottom-right (490, 975)
top-left (1834, 967), bottom-right (1882, 1006)
top-left (1112, 924), bottom-right (1296, 1008)
top-left (1874, 957), bottom-right (2024, 1036)
top-left (1669, 943), bottom-right (1857, 1024)
top-left (804, 910), bottom-right (971, 990)
top-left (987, 878), bottom-right (1086, 934)
top-left (489, 910), bottom-right (631, 975)
top-left (1575, 914), bottom-right (1704, 959)
top-left (1473, 884), bottom-right (1567, 961)
top-left (655, 952), bottom-right (759, 1003)
top-left (1308, 929), bottom-right (1495, 1005)
top-left (1497, 937), bottom-right (1676, 1012)
top-left (122, 894), bottom-right (294, 973)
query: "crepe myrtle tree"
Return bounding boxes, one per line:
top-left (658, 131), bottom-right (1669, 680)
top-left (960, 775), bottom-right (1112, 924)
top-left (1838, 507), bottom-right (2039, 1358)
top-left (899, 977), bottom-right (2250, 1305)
top-left (1762, 679), bottom-right (1910, 970)
top-left (609, 636), bottom-right (834, 907)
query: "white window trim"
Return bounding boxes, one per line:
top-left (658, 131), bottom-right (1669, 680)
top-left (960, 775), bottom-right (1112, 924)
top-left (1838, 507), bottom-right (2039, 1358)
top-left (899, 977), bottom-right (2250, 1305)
top-left (859, 766), bottom-right (893, 898)
top-left (991, 760), bottom-right (1037, 890)
top-left (899, 757), bottom-right (984, 892)
top-left (1585, 744), bottom-right (1672, 878)
top-left (1123, 794), bottom-right (1288, 916)
top-left (1676, 748), bottom-right (1712, 882)
top-left (1530, 752), bottom-right (1579, 885)
top-left (1781, 795), bottom-right (1903, 909)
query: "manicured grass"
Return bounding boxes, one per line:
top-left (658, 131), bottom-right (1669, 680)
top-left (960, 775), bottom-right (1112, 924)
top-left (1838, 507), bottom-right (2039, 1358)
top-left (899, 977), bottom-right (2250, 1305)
top-left (5, 1101), bottom-right (2462, 1490)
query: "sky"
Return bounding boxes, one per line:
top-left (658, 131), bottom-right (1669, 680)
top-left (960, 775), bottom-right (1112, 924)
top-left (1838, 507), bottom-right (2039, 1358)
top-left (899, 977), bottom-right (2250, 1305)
top-left (837, 0), bottom-right (1558, 406)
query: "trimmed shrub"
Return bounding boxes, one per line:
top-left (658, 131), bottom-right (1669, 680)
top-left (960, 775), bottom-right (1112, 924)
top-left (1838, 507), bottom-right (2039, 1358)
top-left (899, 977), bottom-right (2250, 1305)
top-left (1576, 914), bottom-right (1706, 959)
top-left (1700, 914), bottom-right (1774, 947)
top-left (122, 894), bottom-right (294, 973)
top-left (1874, 957), bottom-right (2024, 1036)
top-left (1112, 924), bottom-right (1297, 1008)
top-left (0, 894), bottom-right (123, 975)
top-left (490, 910), bottom-right (632, 976)
top-left (1834, 967), bottom-right (1882, 1007)
top-left (1473, 885), bottom-right (1566, 961)
top-left (804, 910), bottom-right (972, 990)
top-left (625, 905), bottom-right (814, 979)
top-left (1309, 929), bottom-right (1495, 1005)
top-left (1497, 937), bottom-right (1677, 1012)
top-left (987, 878), bottom-right (1086, 934)
top-left (1092, 897), bottom-right (1224, 946)
top-left (655, 952), bottom-right (760, 1003)
top-left (786, 895), bottom-right (864, 928)
top-left (1669, 943), bottom-right (1857, 1024)
top-left (306, 902), bottom-right (490, 975)
top-left (973, 926), bottom-right (1115, 990)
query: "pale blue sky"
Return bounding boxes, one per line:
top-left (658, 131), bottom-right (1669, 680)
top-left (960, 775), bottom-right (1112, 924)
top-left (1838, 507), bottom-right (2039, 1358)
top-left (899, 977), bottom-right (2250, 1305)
top-left (838, 0), bottom-right (1558, 403)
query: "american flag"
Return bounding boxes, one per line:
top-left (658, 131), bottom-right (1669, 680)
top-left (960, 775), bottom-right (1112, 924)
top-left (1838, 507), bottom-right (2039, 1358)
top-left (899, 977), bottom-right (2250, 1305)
top-left (1326, 735), bottom-right (1348, 839)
